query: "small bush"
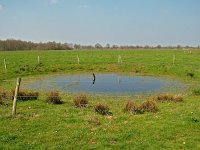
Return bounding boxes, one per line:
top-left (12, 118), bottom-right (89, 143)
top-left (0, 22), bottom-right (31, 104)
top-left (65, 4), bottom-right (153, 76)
top-left (153, 94), bottom-right (183, 102)
top-left (95, 103), bottom-right (112, 115)
top-left (173, 95), bottom-right (183, 102)
top-left (12, 90), bottom-right (39, 101)
top-left (74, 94), bottom-right (88, 108)
top-left (140, 100), bottom-right (158, 113)
top-left (47, 91), bottom-right (63, 104)
top-left (124, 100), bottom-right (143, 114)
top-left (192, 89), bottom-right (200, 96)
top-left (153, 94), bottom-right (173, 102)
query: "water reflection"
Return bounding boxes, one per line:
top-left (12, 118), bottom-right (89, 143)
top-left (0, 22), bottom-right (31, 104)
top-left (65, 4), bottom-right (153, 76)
top-left (25, 73), bottom-right (186, 94)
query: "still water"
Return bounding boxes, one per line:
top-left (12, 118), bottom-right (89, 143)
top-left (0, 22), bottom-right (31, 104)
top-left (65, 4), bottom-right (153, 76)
top-left (24, 73), bottom-right (186, 95)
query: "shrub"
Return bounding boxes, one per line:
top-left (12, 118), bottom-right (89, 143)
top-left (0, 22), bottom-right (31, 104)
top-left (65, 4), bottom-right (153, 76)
top-left (173, 95), bottom-right (183, 102)
top-left (153, 94), bottom-right (173, 102)
top-left (74, 94), bottom-right (88, 108)
top-left (47, 91), bottom-right (63, 104)
top-left (153, 94), bottom-right (183, 102)
top-left (124, 100), bottom-right (143, 114)
top-left (12, 90), bottom-right (39, 101)
top-left (192, 89), bottom-right (200, 96)
top-left (140, 100), bottom-right (158, 113)
top-left (95, 103), bottom-right (112, 115)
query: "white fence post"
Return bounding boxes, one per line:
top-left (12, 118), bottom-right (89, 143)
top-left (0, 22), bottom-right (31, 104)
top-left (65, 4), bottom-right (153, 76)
top-left (3, 58), bottom-right (7, 69)
top-left (77, 55), bottom-right (80, 64)
top-left (118, 55), bottom-right (122, 64)
top-left (38, 56), bottom-right (40, 64)
top-left (173, 54), bottom-right (176, 64)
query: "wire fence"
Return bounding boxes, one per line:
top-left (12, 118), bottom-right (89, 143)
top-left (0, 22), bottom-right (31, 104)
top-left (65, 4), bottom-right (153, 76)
top-left (0, 51), bottom-right (199, 116)
top-left (1, 52), bottom-right (200, 70)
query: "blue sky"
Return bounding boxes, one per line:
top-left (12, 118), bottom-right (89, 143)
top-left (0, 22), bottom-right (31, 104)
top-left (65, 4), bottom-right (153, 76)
top-left (0, 0), bottom-right (200, 46)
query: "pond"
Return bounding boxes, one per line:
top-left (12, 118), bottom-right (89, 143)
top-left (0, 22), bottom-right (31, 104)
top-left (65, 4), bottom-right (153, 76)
top-left (24, 73), bottom-right (186, 95)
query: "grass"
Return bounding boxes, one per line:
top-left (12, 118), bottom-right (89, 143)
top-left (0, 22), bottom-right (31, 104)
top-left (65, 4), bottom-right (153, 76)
top-left (153, 94), bottom-right (184, 102)
top-left (0, 49), bottom-right (200, 149)
top-left (94, 103), bottom-right (112, 115)
top-left (124, 100), bottom-right (158, 114)
top-left (0, 95), bottom-right (199, 149)
top-left (192, 88), bottom-right (200, 96)
top-left (12, 90), bottom-right (39, 101)
top-left (47, 91), bottom-right (63, 104)
top-left (74, 94), bottom-right (88, 108)
top-left (0, 49), bottom-right (200, 82)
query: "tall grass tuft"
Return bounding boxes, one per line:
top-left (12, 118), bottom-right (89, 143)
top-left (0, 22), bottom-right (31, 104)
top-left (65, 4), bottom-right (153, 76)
top-left (47, 91), bottom-right (63, 104)
top-left (173, 95), bottom-right (183, 102)
top-left (140, 100), bottom-right (158, 113)
top-left (12, 90), bottom-right (39, 101)
top-left (153, 94), bottom-right (183, 102)
top-left (95, 103), bottom-right (112, 115)
top-left (74, 94), bottom-right (88, 108)
top-left (124, 100), bottom-right (143, 114)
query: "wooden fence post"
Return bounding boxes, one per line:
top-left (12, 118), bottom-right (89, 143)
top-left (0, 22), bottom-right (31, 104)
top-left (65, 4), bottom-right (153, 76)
top-left (4, 58), bottom-right (7, 69)
top-left (173, 54), bottom-right (176, 64)
top-left (38, 56), bottom-right (40, 64)
top-left (77, 55), bottom-right (80, 64)
top-left (118, 55), bottom-right (122, 64)
top-left (12, 78), bottom-right (21, 116)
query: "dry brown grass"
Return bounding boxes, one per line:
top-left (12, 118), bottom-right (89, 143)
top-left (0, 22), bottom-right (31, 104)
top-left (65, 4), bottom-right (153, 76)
top-left (124, 100), bottom-right (143, 114)
top-left (153, 94), bottom-right (183, 102)
top-left (74, 94), bottom-right (88, 108)
top-left (95, 103), bottom-right (112, 115)
top-left (12, 90), bottom-right (39, 101)
top-left (139, 100), bottom-right (158, 113)
top-left (47, 91), bottom-right (63, 104)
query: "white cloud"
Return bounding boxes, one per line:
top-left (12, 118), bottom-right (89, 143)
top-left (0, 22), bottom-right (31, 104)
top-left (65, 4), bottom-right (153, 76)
top-left (0, 4), bottom-right (3, 11)
top-left (79, 4), bottom-right (90, 9)
top-left (50, 0), bottom-right (59, 4)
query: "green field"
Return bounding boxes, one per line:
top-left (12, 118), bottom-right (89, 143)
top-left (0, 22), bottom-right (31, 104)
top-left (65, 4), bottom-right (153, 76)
top-left (0, 49), bottom-right (200, 149)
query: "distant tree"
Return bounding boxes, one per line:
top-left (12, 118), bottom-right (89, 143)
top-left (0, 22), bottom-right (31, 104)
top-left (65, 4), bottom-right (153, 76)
top-left (177, 45), bottom-right (182, 49)
top-left (144, 45), bottom-right (150, 49)
top-left (95, 43), bottom-right (102, 49)
top-left (0, 39), bottom-right (72, 51)
top-left (156, 45), bottom-right (161, 49)
top-left (74, 44), bottom-right (81, 50)
top-left (112, 45), bottom-right (119, 49)
top-left (105, 43), bottom-right (110, 49)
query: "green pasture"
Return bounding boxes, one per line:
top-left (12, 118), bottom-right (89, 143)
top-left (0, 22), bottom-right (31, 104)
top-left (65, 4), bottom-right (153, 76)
top-left (0, 49), bottom-right (200, 149)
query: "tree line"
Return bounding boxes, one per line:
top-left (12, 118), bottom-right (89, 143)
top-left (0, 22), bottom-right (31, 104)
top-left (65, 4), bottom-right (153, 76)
top-left (0, 39), bottom-right (199, 51)
top-left (0, 39), bottom-right (73, 51)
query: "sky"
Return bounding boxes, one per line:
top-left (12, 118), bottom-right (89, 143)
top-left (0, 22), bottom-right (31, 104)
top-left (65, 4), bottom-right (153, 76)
top-left (0, 0), bottom-right (200, 46)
